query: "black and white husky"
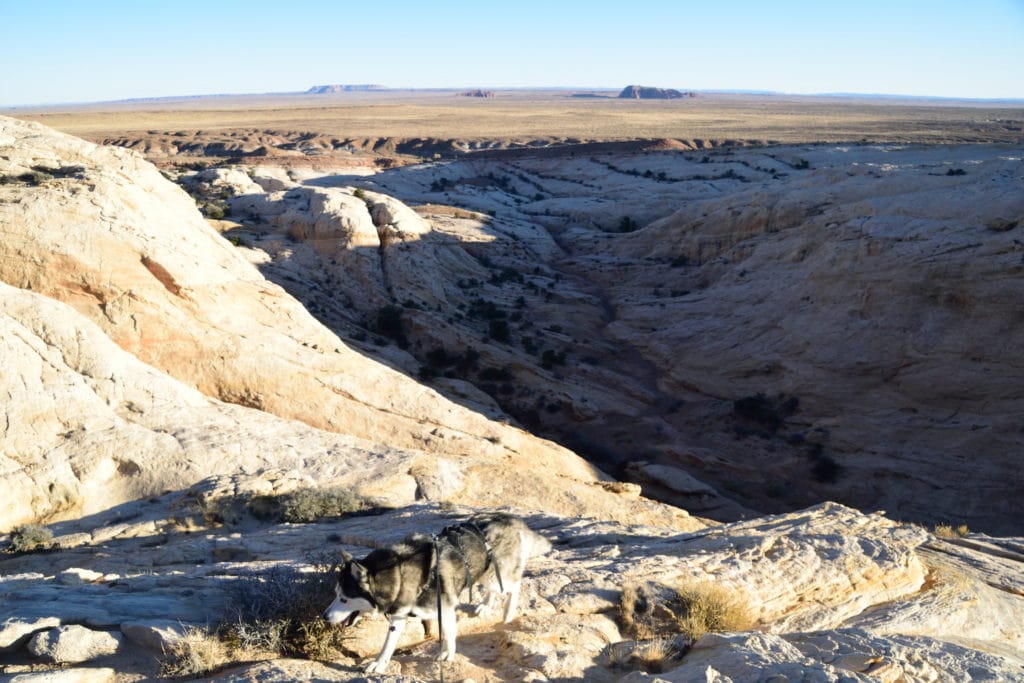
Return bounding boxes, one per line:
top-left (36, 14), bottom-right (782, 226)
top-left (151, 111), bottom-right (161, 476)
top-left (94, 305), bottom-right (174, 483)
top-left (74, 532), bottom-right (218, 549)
top-left (323, 512), bottom-right (550, 673)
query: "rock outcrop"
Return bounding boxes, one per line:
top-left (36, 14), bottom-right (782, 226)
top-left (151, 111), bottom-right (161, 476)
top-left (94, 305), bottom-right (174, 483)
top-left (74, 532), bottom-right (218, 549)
top-left (618, 85), bottom-right (693, 99)
top-left (2, 498), bottom-right (1021, 680)
top-left (2, 116), bottom-right (1024, 683)
top-left (0, 115), bottom-right (687, 530)
top-left (306, 84), bottom-right (387, 94)
top-left (329, 142), bottom-right (1024, 535)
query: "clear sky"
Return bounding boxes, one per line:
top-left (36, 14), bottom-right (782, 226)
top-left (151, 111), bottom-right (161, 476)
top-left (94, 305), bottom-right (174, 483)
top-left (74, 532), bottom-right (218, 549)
top-left (3, 0), bottom-right (1023, 106)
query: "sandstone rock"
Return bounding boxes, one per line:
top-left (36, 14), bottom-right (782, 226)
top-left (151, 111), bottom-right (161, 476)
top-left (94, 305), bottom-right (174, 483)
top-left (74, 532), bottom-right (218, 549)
top-left (120, 620), bottom-right (192, 653)
top-left (343, 142), bottom-right (1024, 535)
top-left (0, 115), bottom-right (685, 531)
top-left (618, 85), bottom-right (689, 99)
top-left (1, 615), bottom-right (60, 651)
top-left (27, 625), bottom-right (123, 663)
top-left (1, 501), bottom-right (1021, 681)
top-left (57, 569), bottom-right (105, 585)
top-left (0, 280), bottom-right (421, 530)
top-left (7, 668), bottom-right (116, 683)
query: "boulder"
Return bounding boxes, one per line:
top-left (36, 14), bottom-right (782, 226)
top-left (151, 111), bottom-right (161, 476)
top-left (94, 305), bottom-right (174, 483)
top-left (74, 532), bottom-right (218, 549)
top-left (27, 625), bottom-right (123, 663)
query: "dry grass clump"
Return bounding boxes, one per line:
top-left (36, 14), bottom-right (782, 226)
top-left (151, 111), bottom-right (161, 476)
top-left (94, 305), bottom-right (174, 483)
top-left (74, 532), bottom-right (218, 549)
top-left (673, 580), bottom-right (754, 641)
top-left (934, 523), bottom-right (970, 539)
top-left (620, 578), bottom-right (753, 644)
top-left (604, 636), bottom-right (686, 674)
top-left (221, 555), bottom-right (348, 660)
top-left (159, 626), bottom-right (230, 678)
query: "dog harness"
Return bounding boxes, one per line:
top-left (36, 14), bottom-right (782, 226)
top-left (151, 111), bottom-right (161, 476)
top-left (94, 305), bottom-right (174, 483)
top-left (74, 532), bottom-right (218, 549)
top-left (438, 521), bottom-right (505, 601)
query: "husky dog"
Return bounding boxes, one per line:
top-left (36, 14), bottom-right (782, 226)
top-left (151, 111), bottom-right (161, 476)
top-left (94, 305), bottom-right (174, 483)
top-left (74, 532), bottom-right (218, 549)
top-left (324, 512), bottom-right (550, 673)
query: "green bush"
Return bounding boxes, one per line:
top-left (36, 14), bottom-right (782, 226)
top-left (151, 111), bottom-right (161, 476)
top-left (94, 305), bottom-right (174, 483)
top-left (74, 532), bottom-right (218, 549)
top-left (9, 524), bottom-right (53, 553)
top-left (374, 305), bottom-right (408, 348)
top-left (274, 486), bottom-right (369, 523)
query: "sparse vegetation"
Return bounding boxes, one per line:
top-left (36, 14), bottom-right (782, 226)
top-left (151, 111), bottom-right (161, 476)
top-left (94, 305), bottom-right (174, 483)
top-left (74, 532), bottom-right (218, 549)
top-left (271, 486), bottom-right (371, 524)
top-left (8, 524), bottom-right (53, 553)
top-left (202, 486), bottom-right (373, 526)
top-left (159, 626), bottom-right (231, 678)
top-left (541, 349), bottom-right (567, 369)
top-left (620, 578), bottom-right (753, 644)
top-left (732, 392), bottom-right (798, 433)
top-left (222, 560), bottom-right (346, 660)
top-left (810, 453), bottom-right (843, 483)
top-left (934, 523), bottom-right (970, 538)
top-left (374, 304), bottom-right (408, 348)
top-left (604, 636), bottom-right (685, 674)
top-left (479, 365), bottom-right (514, 382)
top-left (618, 215), bottom-right (640, 232)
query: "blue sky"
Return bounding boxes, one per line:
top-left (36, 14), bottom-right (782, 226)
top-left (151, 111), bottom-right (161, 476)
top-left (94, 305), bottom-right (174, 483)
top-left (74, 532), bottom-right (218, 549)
top-left (3, 0), bottom-right (1023, 106)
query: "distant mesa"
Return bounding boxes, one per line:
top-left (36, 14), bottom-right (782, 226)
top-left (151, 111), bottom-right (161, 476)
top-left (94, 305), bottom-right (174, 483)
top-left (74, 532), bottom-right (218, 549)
top-left (306, 84), bottom-right (387, 94)
top-left (457, 89), bottom-right (496, 98)
top-left (618, 85), bottom-right (696, 99)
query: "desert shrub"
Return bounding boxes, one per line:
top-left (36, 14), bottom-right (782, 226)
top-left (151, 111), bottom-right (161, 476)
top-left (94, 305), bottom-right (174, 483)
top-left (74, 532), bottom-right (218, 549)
top-left (374, 305), bottom-right (408, 348)
top-left (479, 366), bottom-right (514, 382)
top-left (201, 202), bottom-right (226, 219)
top-left (934, 523), bottom-right (970, 539)
top-left (223, 559), bottom-right (346, 659)
top-left (9, 524), bottom-right (53, 553)
top-left (541, 349), bottom-right (567, 369)
top-left (732, 392), bottom-right (799, 433)
top-left (604, 636), bottom-right (685, 674)
top-left (618, 216), bottom-right (640, 232)
top-left (4, 170), bottom-right (54, 186)
top-left (620, 579), bottom-right (752, 644)
top-left (488, 318), bottom-right (511, 343)
top-left (810, 453), bottom-right (843, 483)
top-left (202, 486), bottom-right (371, 526)
top-left (273, 486), bottom-right (370, 523)
top-left (467, 298), bottom-right (506, 321)
top-left (673, 580), bottom-right (753, 641)
top-left (159, 626), bottom-right (230, 678)
top-left (352, 187), bottom-right (367, 201)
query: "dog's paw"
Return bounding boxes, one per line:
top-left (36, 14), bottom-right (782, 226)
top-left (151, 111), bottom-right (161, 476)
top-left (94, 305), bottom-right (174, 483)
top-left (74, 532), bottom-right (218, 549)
top-left (363, 659), bottom-right (390, 674)
top-left (472, 602), bottom-right (494, 618)
top-left (437, 648), bottom-right (456, 662)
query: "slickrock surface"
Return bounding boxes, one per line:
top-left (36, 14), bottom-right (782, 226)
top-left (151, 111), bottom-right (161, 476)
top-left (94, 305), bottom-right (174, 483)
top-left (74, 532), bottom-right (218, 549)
top-left (241, 141), bottom-right (1023, 533)
top-left (2, 117), bottom-right (1023, 681)
top-left (0, 115), bottom-right (685, 530)
top-left (2, 499), bottom-right (1022, 681)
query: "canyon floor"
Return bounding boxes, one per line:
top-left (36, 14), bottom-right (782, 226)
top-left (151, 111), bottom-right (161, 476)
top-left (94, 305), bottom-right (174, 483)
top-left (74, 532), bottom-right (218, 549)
top-left (1, 92), bottom-right (1022, 681)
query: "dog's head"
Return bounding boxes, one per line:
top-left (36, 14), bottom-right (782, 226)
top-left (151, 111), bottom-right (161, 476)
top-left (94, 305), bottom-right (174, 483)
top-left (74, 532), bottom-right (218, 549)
top-left (323, 550), bottom-right (378, 628)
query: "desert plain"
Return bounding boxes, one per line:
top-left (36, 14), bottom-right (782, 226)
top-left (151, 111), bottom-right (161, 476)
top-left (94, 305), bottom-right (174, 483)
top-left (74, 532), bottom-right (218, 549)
top-left (1, 89), bottom-right (1023, 681)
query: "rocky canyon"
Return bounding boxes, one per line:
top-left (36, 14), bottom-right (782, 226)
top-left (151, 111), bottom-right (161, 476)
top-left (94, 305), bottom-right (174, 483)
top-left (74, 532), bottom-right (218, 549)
top-left (1, 108), bottom-right (1022, 682)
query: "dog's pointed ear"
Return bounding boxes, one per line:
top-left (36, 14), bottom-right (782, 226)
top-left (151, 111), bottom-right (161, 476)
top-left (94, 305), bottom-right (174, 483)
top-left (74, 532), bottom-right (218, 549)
top-left (350, 560), bottom-right (372, 590)
top-left (340, 549), bottom-right (354, 564)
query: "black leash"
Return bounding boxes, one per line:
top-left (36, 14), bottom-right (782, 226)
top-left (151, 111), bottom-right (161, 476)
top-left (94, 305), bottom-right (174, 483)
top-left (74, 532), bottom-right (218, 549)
top-left (431, 534), bottom-right (446, 683)
top-left (429, 520), bottom-right (505, 683)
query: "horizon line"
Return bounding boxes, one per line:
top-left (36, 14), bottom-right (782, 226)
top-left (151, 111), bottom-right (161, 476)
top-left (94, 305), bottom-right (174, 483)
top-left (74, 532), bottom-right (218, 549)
top-left (4, 86), bottom-right (1024, 110)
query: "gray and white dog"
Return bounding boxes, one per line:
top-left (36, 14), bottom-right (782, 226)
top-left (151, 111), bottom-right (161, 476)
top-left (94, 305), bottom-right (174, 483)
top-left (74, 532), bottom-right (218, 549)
top-left (324, 512), bottom-right (550, 673)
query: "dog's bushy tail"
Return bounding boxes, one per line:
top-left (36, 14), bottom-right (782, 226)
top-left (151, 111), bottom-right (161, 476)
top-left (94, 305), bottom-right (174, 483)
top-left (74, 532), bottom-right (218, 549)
top-left (523, 528), bottom-right (553, 559)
